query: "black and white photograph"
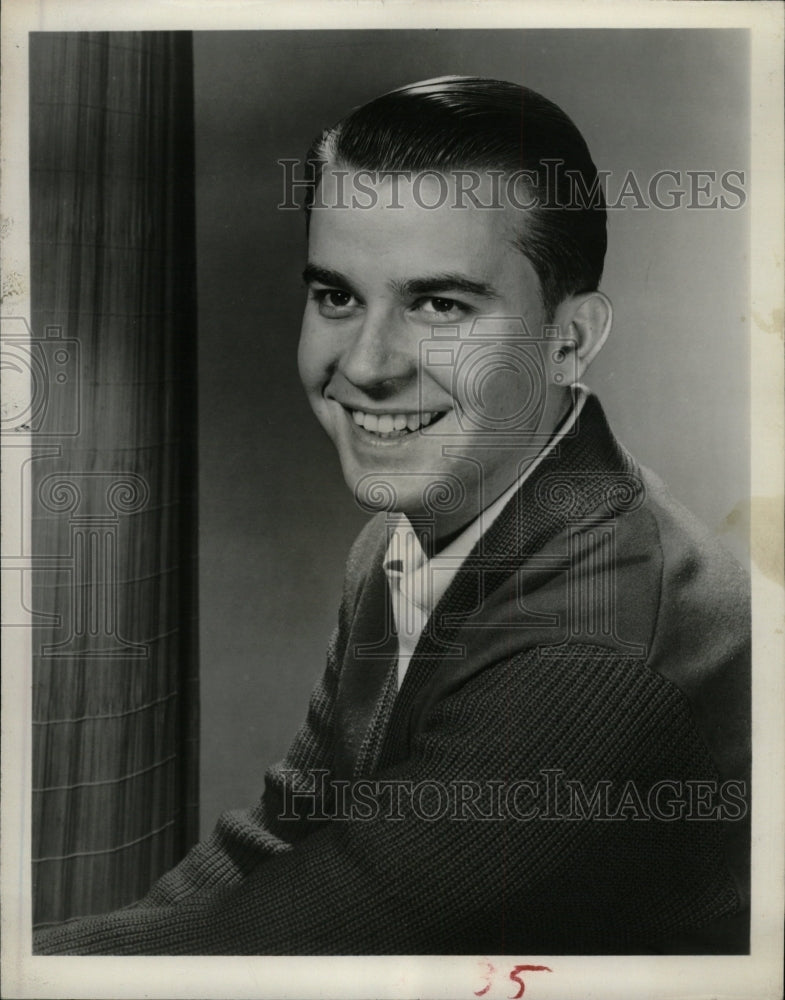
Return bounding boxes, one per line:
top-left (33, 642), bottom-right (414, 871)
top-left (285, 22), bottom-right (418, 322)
top-left (2, 1), bottom-right (783, 998)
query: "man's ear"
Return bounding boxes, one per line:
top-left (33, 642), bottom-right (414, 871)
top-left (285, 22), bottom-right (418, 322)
top-left (554, 290), bottom-right (613, 380)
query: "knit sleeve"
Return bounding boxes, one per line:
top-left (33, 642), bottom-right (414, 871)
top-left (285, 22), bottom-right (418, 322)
top-left (33, 644), bottom-right (742, 955)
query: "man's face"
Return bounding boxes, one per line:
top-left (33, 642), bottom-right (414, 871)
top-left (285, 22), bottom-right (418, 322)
top-left (298, 169), bottom-right (572, 534)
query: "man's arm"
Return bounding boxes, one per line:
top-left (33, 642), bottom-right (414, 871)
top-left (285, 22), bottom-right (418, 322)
top-left (34, 642), bottom-right (743, 954)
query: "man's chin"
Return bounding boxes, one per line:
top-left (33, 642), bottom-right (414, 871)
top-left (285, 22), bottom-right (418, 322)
top-left (343, 466), bottom-right (471, 522)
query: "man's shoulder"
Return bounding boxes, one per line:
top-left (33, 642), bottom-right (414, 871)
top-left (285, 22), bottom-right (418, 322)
top-left (629, 462), bottom-right (750, 632)
top-left (420, 415), bottom-right (750, 740)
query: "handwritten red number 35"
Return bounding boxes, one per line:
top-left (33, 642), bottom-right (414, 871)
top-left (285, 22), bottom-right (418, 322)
top-left (474, 961), bottom-right (553, 999)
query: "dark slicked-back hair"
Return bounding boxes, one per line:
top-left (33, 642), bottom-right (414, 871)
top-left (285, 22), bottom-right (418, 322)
top-left (304, 76), bottom-right (607, 319)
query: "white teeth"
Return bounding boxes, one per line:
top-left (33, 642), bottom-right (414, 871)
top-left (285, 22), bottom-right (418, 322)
top-left (350, 409), bottom-right (440, 435)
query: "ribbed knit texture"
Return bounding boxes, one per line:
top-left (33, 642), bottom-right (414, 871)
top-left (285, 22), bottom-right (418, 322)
top-left (34, 643), bottom-right (739, 954)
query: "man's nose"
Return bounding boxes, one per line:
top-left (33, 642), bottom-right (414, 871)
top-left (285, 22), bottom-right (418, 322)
top-left (338, 307), bottom-right (416, 393)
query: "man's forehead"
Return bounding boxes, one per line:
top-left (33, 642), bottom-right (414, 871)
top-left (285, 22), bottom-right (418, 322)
top-left (309, 167), bottom-right (530, 270)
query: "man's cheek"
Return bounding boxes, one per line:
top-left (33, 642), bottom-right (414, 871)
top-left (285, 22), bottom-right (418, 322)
top-left (452, 349), bottom-right (551, 436)
top-left (297, 349), bottom-right (326, 399)
top-left (421, 360), bottom-right (456, 405)
top-left (295, 337), bottom-right (312, 390)
top-left (484, 370), bottom-right (540, 427)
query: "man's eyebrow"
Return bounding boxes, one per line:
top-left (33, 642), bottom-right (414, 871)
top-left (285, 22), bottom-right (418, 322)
top-left (302, 264), bottom-right (499, 300)
top-left (395, 273), bottom-right (499, 299)
top-left (302, 264), bottom-right (353, 289)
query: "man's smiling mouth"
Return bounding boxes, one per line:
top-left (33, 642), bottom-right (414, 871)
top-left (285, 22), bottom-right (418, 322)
top-left (348, 407), bottom-right (447, 439)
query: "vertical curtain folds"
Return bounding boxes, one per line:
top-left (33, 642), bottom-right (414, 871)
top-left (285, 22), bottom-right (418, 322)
top-left (29, 31), bottom-right (199, 927)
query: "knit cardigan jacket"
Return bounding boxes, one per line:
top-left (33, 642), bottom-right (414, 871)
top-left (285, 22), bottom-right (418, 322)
top-left (34, 393), bottom-right (751, 955)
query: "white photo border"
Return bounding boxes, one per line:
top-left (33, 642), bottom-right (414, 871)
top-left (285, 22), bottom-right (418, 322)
top-left (2, 2), bottom-right (783, 998)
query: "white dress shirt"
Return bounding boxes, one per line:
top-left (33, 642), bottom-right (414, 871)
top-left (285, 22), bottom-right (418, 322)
top-left (383, 386), bottom-right (588, 688)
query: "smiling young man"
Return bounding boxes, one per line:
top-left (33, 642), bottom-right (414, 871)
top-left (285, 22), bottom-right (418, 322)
top-left (35, 77), bottom-right (751, 956)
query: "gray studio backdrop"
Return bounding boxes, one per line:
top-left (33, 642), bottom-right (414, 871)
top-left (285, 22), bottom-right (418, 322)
top-left (193, 29), bottom-right (749, 836)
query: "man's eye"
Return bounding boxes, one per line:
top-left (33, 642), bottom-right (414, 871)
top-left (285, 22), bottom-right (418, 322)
top-left (312, 288), bottom-right (358, 315)
top-left (417, 297), bottom-right (469, 319)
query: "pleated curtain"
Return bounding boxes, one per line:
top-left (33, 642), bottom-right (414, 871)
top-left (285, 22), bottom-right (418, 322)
top-left (29, 32), bottom-right (199, 927)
